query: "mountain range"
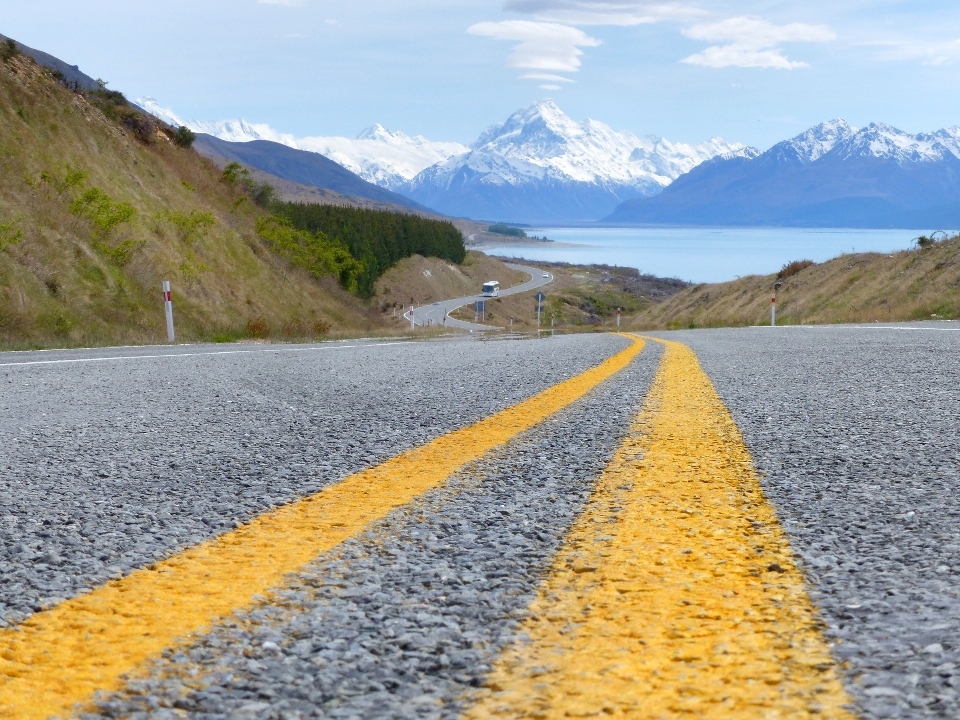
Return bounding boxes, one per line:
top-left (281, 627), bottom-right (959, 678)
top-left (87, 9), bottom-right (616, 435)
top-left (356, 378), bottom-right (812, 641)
top-left (606, 120), bottom-right (960, 227)
top-left (138, 99), bottom-right (466, 192)
top-left (145, 96), bottom-right (960, 228)
top-left (144, 99), bottom-right (747, 223)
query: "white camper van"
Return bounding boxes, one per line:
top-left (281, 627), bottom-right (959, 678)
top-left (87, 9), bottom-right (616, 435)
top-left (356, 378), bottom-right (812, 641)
top-left (482, 281), bottom-right (500, 297)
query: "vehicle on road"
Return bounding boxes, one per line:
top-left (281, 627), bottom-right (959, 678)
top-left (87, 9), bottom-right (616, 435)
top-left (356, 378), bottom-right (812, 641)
top-left (542, 273), bottom-right (549, 278)
top-left (482, 281), bottom-right (500, 297)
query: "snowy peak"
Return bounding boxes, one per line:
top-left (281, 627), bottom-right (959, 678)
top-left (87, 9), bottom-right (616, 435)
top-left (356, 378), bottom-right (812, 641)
top-left (836, 122), bottom-right (956, 163)
top-left (441, 101), bottom-right (751, 189)
top-left (782, 119), bottom-right (857, 163)
top-left (762, 119), bottom-right (960, 166)
top-left (135, 98), bottom-right (467, 190)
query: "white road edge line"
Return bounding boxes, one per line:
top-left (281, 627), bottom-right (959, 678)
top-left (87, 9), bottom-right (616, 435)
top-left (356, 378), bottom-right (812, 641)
top-left (0, 341), bottom-right (417, 368)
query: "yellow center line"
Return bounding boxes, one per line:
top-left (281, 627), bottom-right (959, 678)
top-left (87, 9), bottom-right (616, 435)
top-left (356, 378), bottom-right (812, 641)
top-left (0, 337), bottom-right (644, 720)
top-left (465, 336), bottom-right (855, 719)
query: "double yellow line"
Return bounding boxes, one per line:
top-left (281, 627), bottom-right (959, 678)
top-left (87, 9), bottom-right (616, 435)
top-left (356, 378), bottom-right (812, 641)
top-left (1, 335), bottom-right (854, 719)
top-left (467, 338), bottom-right (855, 718)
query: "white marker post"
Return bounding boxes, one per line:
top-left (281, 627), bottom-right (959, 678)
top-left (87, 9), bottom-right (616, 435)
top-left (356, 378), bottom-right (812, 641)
top-left (771, 295), bottom-right (776, 326)
top-left (162, 281), bottom-right (175, 342)
top-left (617, 308), bottom-right (621, 328)
top-left (410, 303), bottom-right (415, 330)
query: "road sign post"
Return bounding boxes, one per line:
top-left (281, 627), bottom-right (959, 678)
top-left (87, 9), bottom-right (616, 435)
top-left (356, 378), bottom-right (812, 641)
top-left (162, 281), bottom-right (174, 342)
top-left (536, 292), bottom-right (546, 330)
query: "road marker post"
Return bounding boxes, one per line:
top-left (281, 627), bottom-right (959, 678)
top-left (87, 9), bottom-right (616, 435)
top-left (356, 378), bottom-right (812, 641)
top-left (617, 307), bottom-right (621, 328)
top-left (162, 281), bottom-right (174, 342)
top-left (771, 279), bottom-right (783, 326)
top-left (536, 292), bottom-right (546, 332)
top-left (410, 303), bottom-right (415, 330)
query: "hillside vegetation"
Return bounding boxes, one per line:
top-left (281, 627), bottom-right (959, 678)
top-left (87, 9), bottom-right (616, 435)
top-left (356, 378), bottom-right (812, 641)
top-left (271, 203), bottom-right (465, 296)
top-left (632, 234), bottom-right (960, 329)
top-left (0, 49), bottom-right (469, 349)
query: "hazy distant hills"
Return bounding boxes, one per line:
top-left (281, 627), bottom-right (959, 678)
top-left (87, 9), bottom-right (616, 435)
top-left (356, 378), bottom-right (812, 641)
top-left (193, 135), bottom-right (434, 214)
top-left (606, 120), bottom-right (960, 228)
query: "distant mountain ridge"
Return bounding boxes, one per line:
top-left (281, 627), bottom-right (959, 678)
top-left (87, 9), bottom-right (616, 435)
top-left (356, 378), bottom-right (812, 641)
top-left (138, 98), bottom-right (466, 191)
top-left (606, 119), bottom-right (960, 228)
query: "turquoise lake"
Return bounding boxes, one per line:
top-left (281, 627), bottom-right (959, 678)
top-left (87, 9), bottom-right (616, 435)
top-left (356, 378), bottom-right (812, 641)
top-left (481, 227), bottom-right (940, 283)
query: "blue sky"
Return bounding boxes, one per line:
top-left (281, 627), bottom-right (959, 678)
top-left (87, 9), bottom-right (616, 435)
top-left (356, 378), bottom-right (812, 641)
top-left (4, 1), bottom-right (960, 149)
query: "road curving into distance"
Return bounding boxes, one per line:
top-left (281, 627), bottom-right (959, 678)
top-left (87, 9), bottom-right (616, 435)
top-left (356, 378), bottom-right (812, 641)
top-left (406, 263), bottom-right (552, 331)
top-left (1, 322), bottom-right (959, 718)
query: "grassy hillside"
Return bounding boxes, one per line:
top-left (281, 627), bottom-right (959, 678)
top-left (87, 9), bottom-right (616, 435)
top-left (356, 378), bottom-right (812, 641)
top-left (0, 51), bottom-right (392, 349)
top-left (631, 235), bottom-right (960, 329)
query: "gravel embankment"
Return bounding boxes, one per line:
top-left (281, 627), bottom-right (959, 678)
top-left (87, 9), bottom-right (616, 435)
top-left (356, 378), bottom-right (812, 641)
top-left (0, 334), bottom-right (629, 628)
top-left (83, 340), bottom-right (662, 719)
top-left (667, 324), bottom-right (960, 720)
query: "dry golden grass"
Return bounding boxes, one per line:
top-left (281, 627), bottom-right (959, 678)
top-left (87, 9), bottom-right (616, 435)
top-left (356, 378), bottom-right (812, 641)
top-left (630, 236), bottom-right (960, 329)
top-left (0, 55), bottom-right (407, 349)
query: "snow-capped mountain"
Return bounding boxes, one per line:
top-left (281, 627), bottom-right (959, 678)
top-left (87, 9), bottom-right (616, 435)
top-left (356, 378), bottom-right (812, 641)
top-left (770, 119), bottom-right (857, 164)
top-left (136, 98), bottom-right (467, 191)
top-left (405, 101), bottom-right (752, 222)
top-left (607, 119), bottom-right (960, 228)
top-left (294, 126), bottom-right (467, 191)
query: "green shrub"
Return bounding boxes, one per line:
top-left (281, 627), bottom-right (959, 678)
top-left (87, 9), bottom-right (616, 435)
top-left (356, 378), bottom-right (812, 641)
top-left (1, 39), bottom-right (19, 63)
top-left (256, 216), bottom-right (364, 293)
top-left (163, 210), bottom-right (215, 245)
top-left (173, 125), bottom-right (196, 148)
top-left (222, 162), bottom-right (249, 185)
top-left (39, 166), bottom-right (88, 199)
top-left (69, 188), bottom-right (136, 239)
top-left (0, 219), bottom-right (23, 251)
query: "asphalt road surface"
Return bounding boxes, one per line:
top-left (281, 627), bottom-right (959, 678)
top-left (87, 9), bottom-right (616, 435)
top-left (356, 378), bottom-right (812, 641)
top-left (2, 323), bottom-right (960, 719)
top-left (406, 263), bottom-right (552, 331)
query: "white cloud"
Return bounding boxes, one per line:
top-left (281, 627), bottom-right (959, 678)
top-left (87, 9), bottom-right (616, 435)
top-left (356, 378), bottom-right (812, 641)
top-left (864, 37), bottom-right (960, 66)
top-left (468, 20), bottom-right (601, 74)
top-left (681, 16), bottom-right (835, 69)
top-left (503, 0), bottom-right (702, 26)
top-left (520, 72), bottom-right (575, 82)
top-left (258, 0), bottom-right (303, 5)
top-left (540, 84), bottom-right (563, 89)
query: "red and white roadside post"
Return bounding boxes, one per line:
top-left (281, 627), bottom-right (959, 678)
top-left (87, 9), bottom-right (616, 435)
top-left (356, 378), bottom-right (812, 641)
top-left (617, 307), bottom-right (621, 328)
top-left (163, 280), bottom-right (175, 342)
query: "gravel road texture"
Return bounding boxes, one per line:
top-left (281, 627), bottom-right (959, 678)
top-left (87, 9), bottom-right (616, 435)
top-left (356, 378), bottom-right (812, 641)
top-left (84, 339), bottom-right (662, 719)
top-left (6, 323), bottom-right (960, 720)
top-left (664, 323), bottom-right (960, 720)
top-left (0, 334), bottom-right (629, 628)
